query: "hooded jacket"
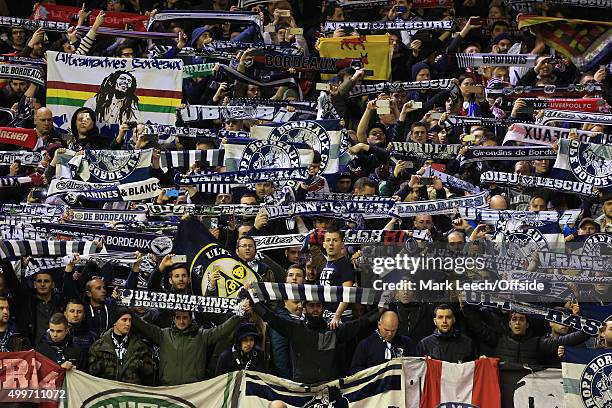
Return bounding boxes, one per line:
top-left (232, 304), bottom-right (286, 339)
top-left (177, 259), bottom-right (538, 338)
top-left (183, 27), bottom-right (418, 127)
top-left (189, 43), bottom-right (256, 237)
top-left (215, 323), bottom-right (265, 376)
top-left (132, 313), bottom-right (242, 385)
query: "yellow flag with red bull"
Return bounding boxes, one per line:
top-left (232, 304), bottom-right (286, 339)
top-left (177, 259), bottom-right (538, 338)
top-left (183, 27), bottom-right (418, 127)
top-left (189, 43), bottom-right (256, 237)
top-left (318, 34), bottom-right (393, 80)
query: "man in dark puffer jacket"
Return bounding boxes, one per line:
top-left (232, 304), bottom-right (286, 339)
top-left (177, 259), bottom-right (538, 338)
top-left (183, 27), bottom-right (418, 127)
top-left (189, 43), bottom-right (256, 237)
top-left (417, 304), bottom-right (475, 363)
top-left (88, 308), bottom-right (156, 385)
top-left (462, 306), bottom-right (589, 364)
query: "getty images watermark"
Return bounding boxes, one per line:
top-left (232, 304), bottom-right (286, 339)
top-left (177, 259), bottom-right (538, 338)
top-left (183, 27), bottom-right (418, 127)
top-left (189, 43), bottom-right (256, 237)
top-left (370, 254), bottom-right (544, 292)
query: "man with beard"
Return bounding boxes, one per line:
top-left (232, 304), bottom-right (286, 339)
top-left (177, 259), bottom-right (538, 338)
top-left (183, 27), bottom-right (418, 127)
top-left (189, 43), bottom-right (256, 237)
top-left (85, 70), bottom-right (141, 125)
top-left (417, 304), bottom-right (475, 363)
top-left (64, 299), bottom-right (97, 351)
top-left (0, 297), bottom-right (30, 352)
top-left (251, 298), bottom-right (380, 383)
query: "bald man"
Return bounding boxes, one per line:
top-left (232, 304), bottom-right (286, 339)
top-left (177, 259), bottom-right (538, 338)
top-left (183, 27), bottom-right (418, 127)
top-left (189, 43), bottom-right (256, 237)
top-left (33, 107), bottom-right (63, 149)
top-left (489, 195), bottom-right (508, 210)
top-left (350, 311), bottom-right (416, 373)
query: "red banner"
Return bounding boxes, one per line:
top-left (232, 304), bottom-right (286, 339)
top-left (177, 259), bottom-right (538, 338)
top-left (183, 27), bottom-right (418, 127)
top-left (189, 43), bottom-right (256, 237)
top-left (0, 127), bottom-right (37, 149)
top-left (31, 3), bottom-right (149, 32)
top-left (0, 350), bottom-right (65, 407)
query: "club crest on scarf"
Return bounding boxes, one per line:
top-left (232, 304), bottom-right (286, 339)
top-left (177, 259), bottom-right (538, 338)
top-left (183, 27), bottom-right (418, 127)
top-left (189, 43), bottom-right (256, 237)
top-left (504, 228), bottom-right (548, 258)
top-left (220, 105), bottom-right (257, 120)
top-left (85, 150), bottom-right (143, 182)
top-left (569, 141), bottom-right (612, 187)
top-left (268, 121), bottom-right (331, 173)
top-left (301, 385), bottom-right (349, 408)
top-left (583, 233), bottom-right (612, 257)
top-left (581, 352), bottom-right (612, 408)
top-left (196, 244), bottom-right (259, 298)
top-left (239, 140), bottom-right (302, 187)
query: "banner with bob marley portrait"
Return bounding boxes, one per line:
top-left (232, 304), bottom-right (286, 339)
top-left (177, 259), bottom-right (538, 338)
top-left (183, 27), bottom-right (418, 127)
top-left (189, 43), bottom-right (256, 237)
top-left (177, 216), bottom-right (258, 297)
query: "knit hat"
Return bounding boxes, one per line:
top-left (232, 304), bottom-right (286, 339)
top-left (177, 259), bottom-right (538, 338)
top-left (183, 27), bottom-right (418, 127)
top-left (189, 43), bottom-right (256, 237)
top-left (112, 306), bottom-right (132, 325)
top-left (411, 62), bottom-right (430, 81)
top-left (492, 32), bottom-right (512, 45)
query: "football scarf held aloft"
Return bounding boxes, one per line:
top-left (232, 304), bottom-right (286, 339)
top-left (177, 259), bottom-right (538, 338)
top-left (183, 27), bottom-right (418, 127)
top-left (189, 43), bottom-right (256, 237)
top-left (348, 79), bottom-right (455, 98)
top-left (506, 270), bottom-right (612, 283)
top-left (0, 240), bottom-right (102, 259)
top-left (487, 82), bottom-right (603, 98)
top-left (517, 15), bottom-right (612, 71)
top-left (58, 149), bottom-right (153, 183)
top-left (175, 168), bottom-right (309, 185)
top-left (71, 209), bottom-right (148, 224)
top-left (551, 139), bottom-right (612, 189)
top-left (425, 168), bottom-right (482, 194)
top-left (480, 171), bottom-right (597, 196)
top-left (32, 3), bottom-right (149, 31)
top-left (455, 53), bottom-right (537, 68)
top-left (0, 127), bottom-right (37, 149)
top-left (0, 203), bottom-right (65, 217)
top-left (34, 222), bottom-right (174, 256)
top-left (502, 123), bottom-right (606, 146)
top-left (117, 289), bottom-right (240, 314)
top-left (47, 178), bottom-right (118, 197)
top-left (536, 110), bottom-right (612, 127)
top-left (0, 175), bottom-right (43, 188)
top-left (462, 146), bottom-right (556, 164)
top-left (182, 63), bottom-right (216, 79)
top-left (0, 151), bottom-right (42, 166)
top-left (160, 150), bottom-right (224, 169)
top-left (218, 64), bottom-right (303, 99)
top-left (318, 35), bottom-right (393, 80)
top-left (458, 207), bottom-right (581, 224)
top-left (465, 292), bottom-right (601, 336)
top-left (306, 191), bottom-right (395, 202)
top-left (324, 20), bottom-right (454, 32)
top-left (442, 115), bottom-right (521, 129)
top-left (0, 64), bottom-right (45, 87)
top-left (177, 217), bottom-right (259, 297)
top-left (143, 124), bottom-right (217, 144)
top-left (249, 283), bottom-right (392, 308)
top-left (0, 15), bottom-right (70, 32)
top-left (251, 120), bottom-right (342, 174)
top-left (178, 105), bottom-right (276, 122)
top-left (505, 98), bottom-right (606, 113)
top-left (253, 229), bottom-right (431, 251)
top-left (390, 142), bottom-right (461, 160)
top-left (265, 201), bottom-right (396, 220)
top-left (394, 191), bottom-right (489, 217)
top-left (151, 42), bottom-right (302, 59)
top-left (146, 10), bottom-right (262, 31)
top-left (63, 178), bottom-right (161, 203)
top-left (46, 51), bottom-right (183, 135)
top-left (137, 203), bottom-right (261, 217)
top-left (252, 52), bottom-right (358, 73)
